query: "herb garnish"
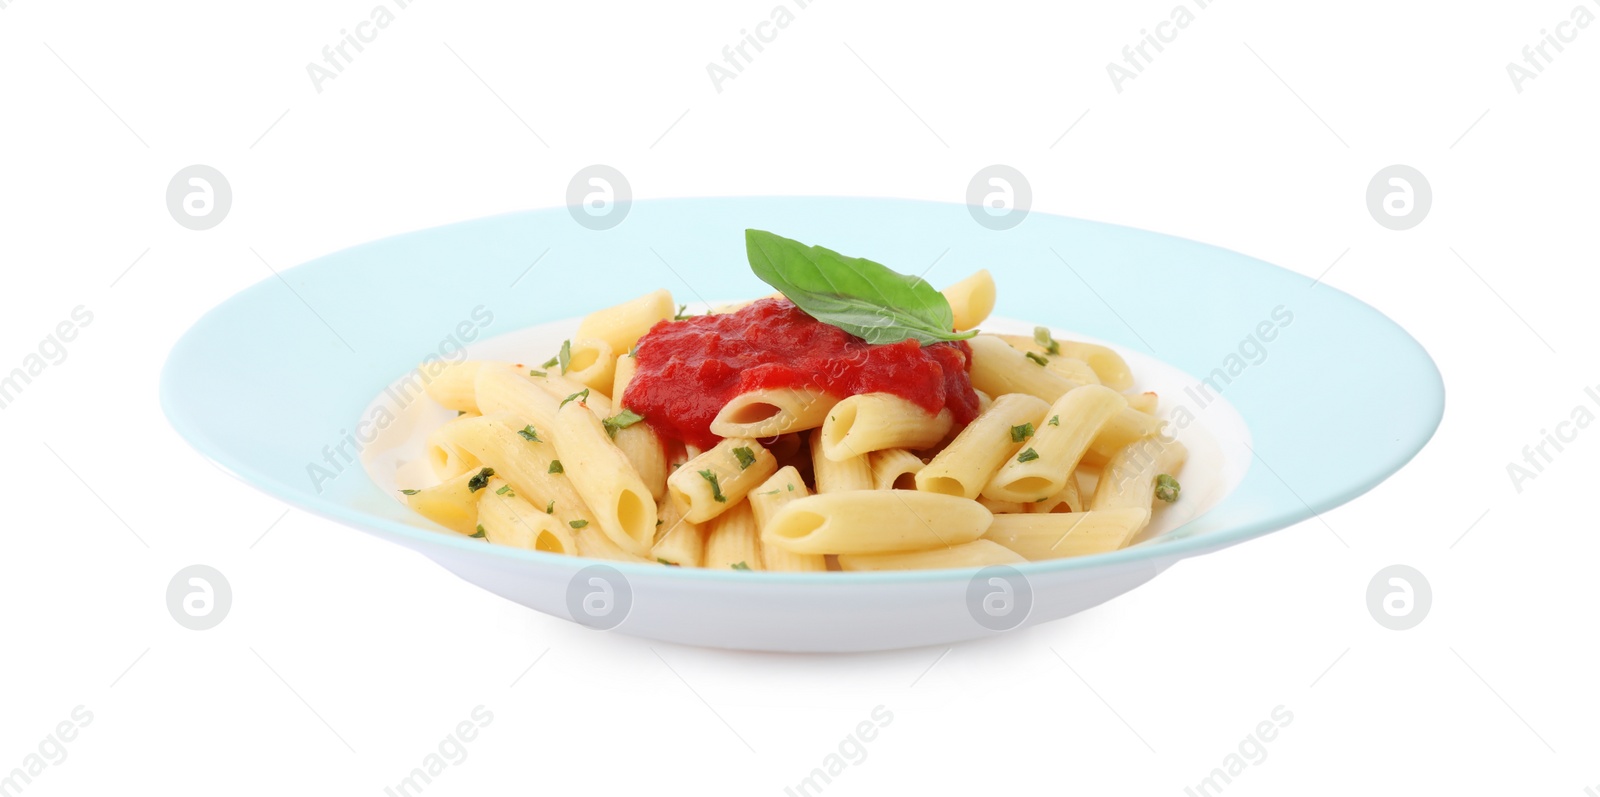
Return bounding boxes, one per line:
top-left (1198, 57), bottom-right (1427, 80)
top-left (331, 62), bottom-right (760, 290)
top-left (603, 408), bottom-right (646, 438)
top-left (1010, 423), bottom-right (1034, 443)
top-left (468, 468), bottom-right (495, 492)
top-left (1017, 448), bottom-right (1040, 463)
top-left (698, 469), bottom-right (727, 502)
top-left (1155, 474), bottom-right (1181, 503)
top-left (733, 446), bottom-right (757, 469)
top-left (569, 519), bottom-right (589, 529)
top-left (548, 460), bottom-right (564, 474)
top-left (518, 425), bottom-right (542, 442)
top-left (1033, 326), bottom-right (1061, 355)
top-left (560, 388), bottom-right (590, 409)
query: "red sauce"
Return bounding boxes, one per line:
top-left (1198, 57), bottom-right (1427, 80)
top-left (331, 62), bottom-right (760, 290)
top-left (623, 298), bottom-right (979, 449)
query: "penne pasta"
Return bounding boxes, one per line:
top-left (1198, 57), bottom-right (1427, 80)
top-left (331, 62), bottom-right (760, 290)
top-left (967, 335), bottom-right (1084, 402)
top-left (710, 387), bottom-right (840, 439)
top-left (749, 467), bottom-right (827, 572)
top-left (424, 361), bottom-right (483, 413)
top-left (870, 449), bottom-right (926, 490)
top-left (651, 495), bottom-right (704, 567)
top-left (552, 400), bottom-right (657, 556)
top-left (531, 370), bottom-right (614, 418)
top-left (575, 288), bottom-right (674, 354)
top-left (978, 496), bottom-right (1032, 514)
top-left (429, 412), bottom-right (595, 531)
top-left (818, 393), bottom-right (952, 461)
top-left (942, 269), bottom-right (996, 331)
top-left (1125, 391), bottom-right (1159, 415)
top-left (703, 500), bottom-right (763, 571)
top-left (477, 478), bottom-right (579, 554)
top-left (916, 393), bottom-right (1050, 499)
top-left (474, 363), bottom-right (560, 438)
top-left (1030, 470), bottom-right (1083, 514)
top-left (667, 437), bottom-right (779, 523)
top-left (610, 356), bottom-right (668, 500)
top-left (403, 468), bottom-right (483, 535)
top-left (426, 414), bottom-right (486, 480)
top-left (984, 385), bottom-right (1126, 503)
top-left (764, 492), bottom-right (993, 555)
top-left (574, 525), bottom-right (654, 563)
top-left (839, 540), bottom-right (1025, 571)
top-left (809, 429), bottom-right (874, 492)
top-left (1091, 437), bottom-right (1188, 513)
top-left (564, 338), bottom-right (617, 397)
top-left (982, 508), bottom-right (1151, 560)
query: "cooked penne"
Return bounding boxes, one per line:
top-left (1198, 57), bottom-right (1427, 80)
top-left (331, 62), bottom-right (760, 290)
top-left (426, 414), bottom-right (486, 480)
top-left (651, 495), bottom-right (704, 567)
top-left (1091, 437), bottom-right (1189, 512)
top-left (574, 525), bottom-right (654, 563)
top-left (564, 338), bottom-right (617, 397)
top-left (552, 401), bottom-right (657, 556)
top-left (982, 508), bottom-right (1151, 559)
top-left (942, 269), bottom-right (996, 331)
top-left (984, 385), bottom-right (1126, 503)
top-left (403, 468), bottom-right (483, 535)
top-left (710, 387), bottom-right (840, 439)
top-left (870, 449), bottom-right (925, 490)
top-left (474, 364), bottom-right (560, 438)
top-left (809, 429), bottom-right (874, 492)
top-left (839, 540), bottom-right (1025, 571)
top-left (531, 370), bottom-right (613, 417)
top-left (764, 492), bottom-right (993, 555)
top-left (477, 478), bottom-right (578, 554)
top-left (749, 467), bottom-right (827, 572)
top-left (429, 412), bottom-right (595, 531)
top-left (703, 500), bottom-right (763, 571)
top-left (575, 288), bottom-right (674, 354)
top-left (424, 361), bottom-right (483, 413)
top-left (1085, 407), bottom-right (1167, 463)
top-left (667, 437), bottom-right (779, 523)
top-left (978, 496), bottom-right (1032, 514)
top-left (916, 393), bottom-right (1050, 499)
top-left (967, 335), bottom-right (1083, 402)
top-left (1126, 391), bottom-right (1159, 415)
top-left (819, 393), bottom-right (952, 461)
top-left (1030, 471), bottom-right (1083, 514)
top-left (610, 356), bottom-right (668, 500)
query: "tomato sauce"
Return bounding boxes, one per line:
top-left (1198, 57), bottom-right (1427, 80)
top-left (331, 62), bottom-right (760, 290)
top-left (622, 298), bottom-right (979, 449)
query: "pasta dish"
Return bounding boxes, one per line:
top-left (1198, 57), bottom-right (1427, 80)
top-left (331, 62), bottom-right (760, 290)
top-left (391, 230), bottom-right (1185, 571)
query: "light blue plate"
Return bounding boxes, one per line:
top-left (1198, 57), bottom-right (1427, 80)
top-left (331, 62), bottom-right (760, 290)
top-left (161, 197), bottom-right (1443, 651)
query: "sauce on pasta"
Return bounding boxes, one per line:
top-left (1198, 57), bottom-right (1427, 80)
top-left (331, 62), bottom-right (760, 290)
top-left (625, 298), bottom-right (980, 449)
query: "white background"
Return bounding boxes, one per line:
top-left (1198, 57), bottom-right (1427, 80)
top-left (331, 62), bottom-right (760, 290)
top-left (2, 0), bottom-right (1597, 795)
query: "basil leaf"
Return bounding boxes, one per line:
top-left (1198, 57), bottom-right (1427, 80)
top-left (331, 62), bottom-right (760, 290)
top-left (744, 229), bottom-right (976, 346)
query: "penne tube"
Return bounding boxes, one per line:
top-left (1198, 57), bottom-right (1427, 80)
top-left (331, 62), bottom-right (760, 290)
top-left (609, 357), bottom-right (668, 500)
top-left (552, 401), bottom-right (657, 556)
top-left (1030, 471), bottom-right (1083, 514)
top-left (530, 369), bottom-right (613, 418)
top-left (1125, 391), bottom-right (1159, 415)
top-left (475, 363), bottom-right (560, 437)
top-left (710, 387), bottom-right (840, 439)
top-left (982, 508), bottom-right (1151, 560)
top-left (749, 467), bottom-right (827, 572)
top-left (839, 540), bottom-right (1025, 571)
top-left (430, 412), bottom-right (595, 531)
top-left (403, 468), bottom-right (483, 535)
top-left (978, 496), bottom-right (1032, 514)
top-left (574, 525), bottom-right (654, 563)
top-left (564, 338), bottom-right (617, 397)
top-left (764, 492), bottom-right (993, 555)
top-left (870, 449), bottom-right (926, 491)
top-left (667, 437), bottom-right (779, 523)
top-left (426, 415), bottom-right (486, 480)
top-left (651, 495), bottom-right (704, 567)
top-left (703, 500), bottom-right (763, 571)
top-left (984, 385), bottom-right (1126, 503)
top-left (1091, 437), bottom-right (1188, 512)
top-left (809, 429), bottom-right (874, 492)
top-left (424, 361), bottom-right (484, 413)
top-left (477, 478), bottom-right (578, 554)
top-left (942, 269), bottom-right (996, 331)
top-left (967, 335), bottom-right (1084, 403)
top-left (916, 393), bottom-right (1050, 499)
top-left (576, 288), bottom-right (674, 354)
top-left (975, 389), bottom-right (995, 414)
top-left (1085, 407), bottom-right (1167, 463)
top-left (818, 393), bottom-right (952, 461)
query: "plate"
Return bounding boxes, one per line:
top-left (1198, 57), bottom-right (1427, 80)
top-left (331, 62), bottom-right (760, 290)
top-left (160, 197), bottom-right (1443, 652)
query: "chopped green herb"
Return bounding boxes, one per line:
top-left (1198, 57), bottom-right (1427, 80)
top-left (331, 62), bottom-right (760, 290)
top-left (1155, 474), bottom-right (1181, 503)
top-left (495, 484), bottom-right (514, 496)
top-left (1010, 423), bottom-right (1035, 443)
top-left (557, 339), bottom-right (572, 374)
top-left (1048, 415), bottom-right (1060, 426)
top-left (673, 304), bottom-right (690, 321)
top-left (733, 446), bottom-right (756, 469)
top-left (529, 369), bottom-right (547, 378)
top-left (602, 408), bottom-right (646, 438)
top-left (559, 388), bottom-right (590, 409)
top-left (1017, 448), bottom-right (1040, 463)
top-left (657, 557), bottom-right (679, 566)
top-left (756, 489), bottom-right (780, 496)
top-left (471, 524), bottom-right (487, 538)
top-left (517, 425), bottom-right (542, 442)
top-left (468, 467), bottom-right (495, 492)
top-left (731, 561), bottom-right (752, 571)
top-left (1033, 326), bottom-right (1061, 355)
top-left (548, 460), bottom-right (564, 474)
top-left (698, 469), bottom-right (727, 502)
top-left (457, 410), bottom-right (468, 416)
top-left (569, 519), bottom-right (589, 529)
top-left (540, 356), bottom-right (559, 369)
top-left (628, 343), bottom-right (640, 358)
top-left (787, 483), bottom-right (795, 491)
top-left (545, 500), bottom-right (555, 514)
top-left (400, 489), bottom-right (421, 496)
top-left (656, 519), bottom-right (663, 526)
top-left (1024, 351), bottom-right (1049, 367)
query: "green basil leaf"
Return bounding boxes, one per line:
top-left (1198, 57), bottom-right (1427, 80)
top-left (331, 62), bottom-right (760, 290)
top-left (744, 229), bottom-right (976, 347)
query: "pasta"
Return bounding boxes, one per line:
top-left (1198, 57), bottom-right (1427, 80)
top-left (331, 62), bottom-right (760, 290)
top-left (387, 235), bottom-right (1190, 572)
